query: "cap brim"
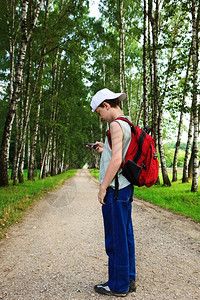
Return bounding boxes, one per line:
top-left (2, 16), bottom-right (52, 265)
top-left (102, 92), bottom-right (126, 102)
top-left (117, 93), bottom-right (126, 102)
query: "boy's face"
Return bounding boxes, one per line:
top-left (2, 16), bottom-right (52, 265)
top-left (96, 103), bottom-right (111, 122)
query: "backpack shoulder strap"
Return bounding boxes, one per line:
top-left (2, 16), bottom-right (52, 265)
top-left (134, 130), bottom-right (146, 163)
top-left (106, 129), bottom-right (112, 148)
top-left (106, 117), bottom-right (135, 148)
top-left (115, 117), bottom-right (148, 163)
top-left (114, 117), bottom-right (136, 134)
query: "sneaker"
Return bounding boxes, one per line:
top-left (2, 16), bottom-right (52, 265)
top-left (94, 282), bottom-right (128, 297)
top-left (129, 279), bottom-right (136, 292)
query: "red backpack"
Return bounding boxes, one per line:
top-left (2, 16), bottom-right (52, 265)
top-left (106, 117), bottom-right (159, 189)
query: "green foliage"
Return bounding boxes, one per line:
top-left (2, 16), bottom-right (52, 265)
top-left (164, 148), bottom-right (186, 168)
top-left (134, 171), bottom-right (200, 223)
top-left (89, 168), bottom-right (99, 180)
top-left (0, 0), bottom-right (9, 56)
top-left (0, 0), bottom-right (99, 171)
top-left (0, 169), bottom-right (77, 238)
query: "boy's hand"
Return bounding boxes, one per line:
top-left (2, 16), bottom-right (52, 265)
top-left (86, 142), bottom-right (104, 153)
top-left (98, 185), bottom-right (107, 205)
top-left (94, 142), bottom-right (104, 153)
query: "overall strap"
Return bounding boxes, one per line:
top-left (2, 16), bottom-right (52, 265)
top-left (115, 174), bottom-right (119, 200)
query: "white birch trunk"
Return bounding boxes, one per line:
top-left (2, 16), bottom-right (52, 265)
top-left (151, 0), bottom-right (171, 186)
top-left (28, 91), bottom-right (42, 180)
top-left (143, 0), bottom-right (148, 127)
top-left (172, 46), bottom-right (192, 182)
top-left (191, 0), bottom-right (199, 192)
top-left (119, 0), bottom-right (123, 99)
top-left (119, 0), bottom-right (130, 116)
top-left (182, 113), bottom-right (193, 182)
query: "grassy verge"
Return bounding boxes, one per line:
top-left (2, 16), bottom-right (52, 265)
top-left (89, 169), bottom-right (200, 222)
top-left (0, 169), bottom-right (77, 238)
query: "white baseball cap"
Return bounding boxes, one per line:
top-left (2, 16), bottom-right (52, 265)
top-left (90, 88), bottom-right (126, 112)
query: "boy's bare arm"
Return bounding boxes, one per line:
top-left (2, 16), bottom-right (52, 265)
top-left (98, 121), bottom-right (123, 204)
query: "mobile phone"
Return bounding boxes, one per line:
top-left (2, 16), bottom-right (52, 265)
top-left (85, 142), bottom-right (98, 149)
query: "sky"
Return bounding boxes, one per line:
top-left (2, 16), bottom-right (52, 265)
top-left (89, 0), bottom-right (101, 19)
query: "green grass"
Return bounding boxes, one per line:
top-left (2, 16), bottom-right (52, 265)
top-left (89, 169), bottom-right (99, 180)
top-left (89, 169), bottom-right (200, 223)
top-left (0, 169), bottom-right (77, 238)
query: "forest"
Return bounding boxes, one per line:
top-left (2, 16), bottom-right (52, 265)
top-left (0, 0), bottom-right (199, 192)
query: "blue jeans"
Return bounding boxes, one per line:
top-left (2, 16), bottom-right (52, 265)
top-left (102, 184), bottom-right (136, 293)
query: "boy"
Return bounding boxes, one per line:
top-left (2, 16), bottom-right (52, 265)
top-left (88, 88), bottom-right (136, 297)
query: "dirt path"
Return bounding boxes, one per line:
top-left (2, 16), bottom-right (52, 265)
top-left (0, 169), bottom-right (199, 300)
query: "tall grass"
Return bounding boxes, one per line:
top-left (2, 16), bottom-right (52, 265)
top-left (89, 169), bottom-right (200, 222)
top-left (0, 169), bottom-right (77, 238)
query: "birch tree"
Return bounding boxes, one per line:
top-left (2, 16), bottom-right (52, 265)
top-left (0, 0), bottom-right (44, 186)
top-left (143, 0), bottom-right (148, 127)
top-left (28, 0), bottom-right (50, 180)
top-left (119, 0), bottom-right (130, 116)
top-left (182, 106), bottom-right (193, 182)
top-left (119, 0), bottom-right (123, 94)
top-left (191, 0), bottom-right (199, 192)
top-left (172, 46), bottom-right (192, 182)
top-left (148, 0), bottom-right (171, 186)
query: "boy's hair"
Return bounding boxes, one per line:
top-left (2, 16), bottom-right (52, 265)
top-left (98, 98), bottom-right (120, 108)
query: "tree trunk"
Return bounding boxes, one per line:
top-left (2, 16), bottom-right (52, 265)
top-left (119, 0), bottom-right (123, 94)
top-left (172, 45), bottom-right (192, 182)
top-left (158, 110), bottom-right (171, 186)
top-left (148, 12), bottom-right (154, 126)
top-left (40, 136), bottom-right (52, 179)
top-left (147, 7), bottom-right (158, 185)
top-left (120, 0), bottom-right (130, 116)
top-left (143, 0), bottom-right (148, 127)
top-left (13, 93), bottom-right (25, 185)
top-left (51, 134), bottom-right (57, 176)
top-left (0, 41), bottom-right (28, 186)
top-left (188, 145), bottom-right (194, 179)
top-left (13, 53), bottom-right (26, 185)
top-left (27, 0), bottom-right (50, 180)
top-left (11, 111), bottom-right (19, 182)
top-left (50, 51), bottom-right (59, 176)
top-left (18, 143), bottom-right (25, 183)
top-left (149, 0), bottom-right (171, 186)
top-left (191, 0), bottom-right (199, 192)
top-left (148, 0), bottom-right (158, 147)
top-left (17, 42), bottom-right (32, 183)
top-left (27, 123), bottom-right (30, 172)
top-left (28, 86), bottom-right (42, 180)
top-left (182, 112), bottom-right (193, 182)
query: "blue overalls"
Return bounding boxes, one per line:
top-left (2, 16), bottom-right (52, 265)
top-left (102, 184), bottom-right (136, 293)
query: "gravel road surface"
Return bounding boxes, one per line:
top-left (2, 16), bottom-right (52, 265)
top-left (0, 169), bottom-right (199, 300)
